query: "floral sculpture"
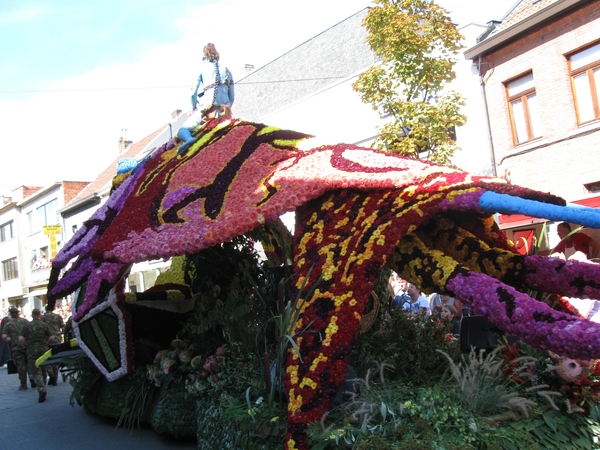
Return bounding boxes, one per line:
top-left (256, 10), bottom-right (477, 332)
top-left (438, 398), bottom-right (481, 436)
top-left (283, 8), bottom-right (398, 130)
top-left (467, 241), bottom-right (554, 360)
top-left (47, 118), bottom-right (600, 449)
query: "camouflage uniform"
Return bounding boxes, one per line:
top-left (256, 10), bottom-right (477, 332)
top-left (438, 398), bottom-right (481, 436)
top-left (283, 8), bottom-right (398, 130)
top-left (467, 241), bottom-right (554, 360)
top-left (63, 316), bottom-right (73, 343)
top-left (41, 311), bottom-right (65, 384)
top-left (21, 313), bottom-right (53, 401)
top-left (3, 317), bottom-right (29, 388)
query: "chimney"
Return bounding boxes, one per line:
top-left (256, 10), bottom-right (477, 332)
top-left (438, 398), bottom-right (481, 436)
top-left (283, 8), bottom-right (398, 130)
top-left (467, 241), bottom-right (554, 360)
top-left (11, 186), bottom-right (24, 202)
top-left (118, 137), bottom-right (133, 155)
top-left (118, 129), bottom-right (132, 155)
top-left (11, 185), bottom-right (43, 202)
top-left (477, 20), bottom-right (501, 43)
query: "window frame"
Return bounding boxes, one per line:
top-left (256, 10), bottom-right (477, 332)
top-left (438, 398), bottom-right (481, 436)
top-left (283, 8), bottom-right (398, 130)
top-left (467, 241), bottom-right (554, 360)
top-left (0, 221), bottom-right (14, 242)
top-left (2, 257), bottom-right (18, 281)
top-left (505, 72), bottom-right (542, 145)
top-left (27, 199), bottom-right (58, 234)
top-left (568, 42), bottom-right (600, 125)
top-left (37, 199), bottom-right (57, 227)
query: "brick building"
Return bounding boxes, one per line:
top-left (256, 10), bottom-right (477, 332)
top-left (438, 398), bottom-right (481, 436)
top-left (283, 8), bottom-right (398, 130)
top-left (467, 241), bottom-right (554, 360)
top-left (465, 0), bottom-right (600, 252)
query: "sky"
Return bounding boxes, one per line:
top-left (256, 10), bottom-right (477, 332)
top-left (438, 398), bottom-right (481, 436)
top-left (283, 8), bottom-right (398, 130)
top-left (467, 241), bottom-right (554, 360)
top-left (0, 0), bottom-right (520, 196)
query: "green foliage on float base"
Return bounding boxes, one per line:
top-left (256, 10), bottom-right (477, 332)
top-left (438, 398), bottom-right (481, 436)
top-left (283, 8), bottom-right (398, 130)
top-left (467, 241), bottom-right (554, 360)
top-left (350, 308), bottom-right (460, 385)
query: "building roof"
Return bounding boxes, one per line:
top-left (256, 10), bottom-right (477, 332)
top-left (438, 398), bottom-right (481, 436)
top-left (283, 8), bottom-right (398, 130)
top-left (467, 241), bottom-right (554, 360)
top-left (65, 125), bottom-right (171, 208)
top-left (492, 0), bottom-right (557, 34)
top-left (464, 0), bottom-right (591, 60)
top-left (234, 8), bottom-right (378, 121)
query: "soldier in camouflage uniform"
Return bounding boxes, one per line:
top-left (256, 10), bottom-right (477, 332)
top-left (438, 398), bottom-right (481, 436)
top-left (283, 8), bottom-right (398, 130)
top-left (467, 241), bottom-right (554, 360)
top-left (1, 307), bottom-right (29, 390)
top-left (19, 309), bottom-right (54, 403)
top-left (63, 315), bottom-right (74, 343)
top-left (41, 304), bottom-right (65, 385)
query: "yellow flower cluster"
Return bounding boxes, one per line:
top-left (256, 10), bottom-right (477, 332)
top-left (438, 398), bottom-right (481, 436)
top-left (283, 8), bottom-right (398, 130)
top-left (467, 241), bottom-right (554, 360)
top-left (333, 291), bottom-right (354, 310)
top-left (287, 390), bottom-right (304, 414)
top-left (319, 244), bottom-right (340, 280)
top-left (123, 292), bottom-right (137, 303)
top-left (286, 359), bottom-right (300, 385)
top-left (322, 316), bottom-right (339, 347)
top-left (165, 290), bottom-right (186, 301)
top-left (309, 353), bottom-right (329, 372)
top-left (154, 256), bottom-right (187, 285)
top-left (299, 378), bottom-right (318, 389)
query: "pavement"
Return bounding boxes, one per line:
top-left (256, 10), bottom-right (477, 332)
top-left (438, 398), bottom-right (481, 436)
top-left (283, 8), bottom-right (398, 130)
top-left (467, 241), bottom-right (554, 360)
top-left (0, 364), bottom-right (196, 450)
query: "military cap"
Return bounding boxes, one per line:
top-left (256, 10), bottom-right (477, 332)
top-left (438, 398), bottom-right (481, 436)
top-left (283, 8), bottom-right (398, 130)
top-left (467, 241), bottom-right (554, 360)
top-left (8, 306), bottom-right (20, 314)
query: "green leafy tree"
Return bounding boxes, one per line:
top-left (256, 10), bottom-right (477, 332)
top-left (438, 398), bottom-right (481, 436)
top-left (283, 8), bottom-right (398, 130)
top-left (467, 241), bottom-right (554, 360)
top-left (353, 0), bottom-right (466, 166)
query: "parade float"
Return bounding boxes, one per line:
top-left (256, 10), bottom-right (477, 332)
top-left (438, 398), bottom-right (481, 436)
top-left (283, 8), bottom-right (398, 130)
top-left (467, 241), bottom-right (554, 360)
top-left (47, 118), bottom-right (600, 448)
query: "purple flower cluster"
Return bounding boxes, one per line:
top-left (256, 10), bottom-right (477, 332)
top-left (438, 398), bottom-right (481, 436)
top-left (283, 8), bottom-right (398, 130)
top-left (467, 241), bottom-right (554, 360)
top-left (447, 271), bottom-right (600, 359)
top-left (524, 255), bottom-right (600, 299)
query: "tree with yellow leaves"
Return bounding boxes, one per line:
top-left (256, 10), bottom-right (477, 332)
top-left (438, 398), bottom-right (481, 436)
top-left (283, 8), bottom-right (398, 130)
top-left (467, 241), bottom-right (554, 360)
top-left (354, 0), bottom-right (466, 166)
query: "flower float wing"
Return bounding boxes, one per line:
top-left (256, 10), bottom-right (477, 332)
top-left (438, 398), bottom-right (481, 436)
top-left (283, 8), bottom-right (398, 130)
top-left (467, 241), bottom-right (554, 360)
top-left (48, 118), bottom-right (600, 449)
top-left (282, 189), bottom-right (600, 448)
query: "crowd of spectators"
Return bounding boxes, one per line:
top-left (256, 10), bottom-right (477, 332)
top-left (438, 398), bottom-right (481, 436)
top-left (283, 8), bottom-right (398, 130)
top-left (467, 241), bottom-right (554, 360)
top-left (387, 272), bottom-right (469, 337)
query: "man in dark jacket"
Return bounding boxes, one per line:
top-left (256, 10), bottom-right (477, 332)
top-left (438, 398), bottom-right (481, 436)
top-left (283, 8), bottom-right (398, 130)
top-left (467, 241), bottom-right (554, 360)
top-left (0, 308), bottom-right (12, 366)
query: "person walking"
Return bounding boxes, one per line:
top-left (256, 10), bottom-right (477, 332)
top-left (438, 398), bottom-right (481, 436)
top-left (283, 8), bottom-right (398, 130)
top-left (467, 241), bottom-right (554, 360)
top-left (0, 308), bottom-right (13, 366)
top-left (41, 304), bottom-right (65, 385)
top-left (19, 309), bottom-right (54, 402)
top-left (1, 307), bottom-right (29, 390)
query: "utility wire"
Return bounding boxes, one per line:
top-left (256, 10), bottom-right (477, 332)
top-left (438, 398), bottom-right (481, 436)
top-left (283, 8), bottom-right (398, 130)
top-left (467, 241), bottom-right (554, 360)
top-left (0, 76), bottom-right (347, 93)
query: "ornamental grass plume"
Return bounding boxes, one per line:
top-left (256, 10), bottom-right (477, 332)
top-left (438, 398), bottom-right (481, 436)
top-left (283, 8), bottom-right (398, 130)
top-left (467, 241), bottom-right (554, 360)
top-left (437, 348), bottom-right (536, 418)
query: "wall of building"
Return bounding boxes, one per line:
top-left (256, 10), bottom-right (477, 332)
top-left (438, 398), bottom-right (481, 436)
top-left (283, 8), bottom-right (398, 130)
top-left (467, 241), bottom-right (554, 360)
top-left (451, 22), bottom-right (496, 176)
top-left (258, 69), bottom-right (382, 148)
top-left (234, 8), bottom-right (377, 122)
top-left (481, 2), bottom-right (600, 200)
top-left (0, 203), bottom-right (23, 313)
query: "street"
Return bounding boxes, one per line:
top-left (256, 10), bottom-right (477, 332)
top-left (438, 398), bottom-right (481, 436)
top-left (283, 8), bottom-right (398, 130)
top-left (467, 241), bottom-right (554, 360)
top-left (0, 365), bottom-right (196, 450)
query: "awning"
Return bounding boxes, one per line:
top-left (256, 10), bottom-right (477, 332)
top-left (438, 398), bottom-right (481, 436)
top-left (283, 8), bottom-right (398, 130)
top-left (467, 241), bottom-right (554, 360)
top-left (497, 195), bottom-right (600, 230)
top-left (25, 289), bottom-right (48, 298)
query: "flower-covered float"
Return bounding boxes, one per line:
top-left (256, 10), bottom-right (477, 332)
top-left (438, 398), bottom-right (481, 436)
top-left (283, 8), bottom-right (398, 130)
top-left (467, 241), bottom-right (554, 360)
top-left (47, 118), bottom-right (600, 449)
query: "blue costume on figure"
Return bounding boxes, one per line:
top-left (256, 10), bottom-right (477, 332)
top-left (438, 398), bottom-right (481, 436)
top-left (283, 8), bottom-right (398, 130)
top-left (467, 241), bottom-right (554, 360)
top-left (177, 43), bottom-right (234, 154)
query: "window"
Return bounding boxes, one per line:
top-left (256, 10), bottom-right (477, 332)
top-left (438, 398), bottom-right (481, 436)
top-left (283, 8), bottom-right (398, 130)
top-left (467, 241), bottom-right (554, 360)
top-left (0, 221), bottom-right (13, 242)
top-left (27, 199), bottom-right (57, 234)
top-left (506, 73), bottom-right (542, 144)
top-left (27, 210), bottom-right (37, 234)
top-left (2, 257), bottom-right (18, 281)
top-left (37, 199), bottom-right (57, 227)
top-left (31, 247), bottom-right (50, 271)
top-left (569, 42), bottom-right (600, 124)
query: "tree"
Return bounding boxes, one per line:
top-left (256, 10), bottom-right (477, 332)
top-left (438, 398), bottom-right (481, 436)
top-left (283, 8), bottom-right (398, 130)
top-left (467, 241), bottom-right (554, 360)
top-left (353, 0), bottom-right (466, 166)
